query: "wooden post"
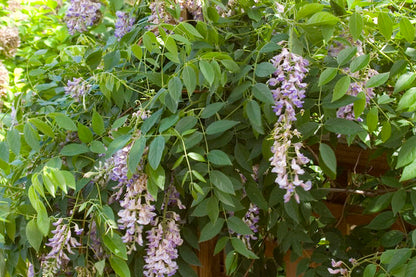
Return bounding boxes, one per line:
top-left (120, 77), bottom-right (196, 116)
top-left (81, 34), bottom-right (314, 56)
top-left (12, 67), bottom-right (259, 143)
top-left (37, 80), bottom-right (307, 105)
top-left (198, 238), bottom-right (225, 277)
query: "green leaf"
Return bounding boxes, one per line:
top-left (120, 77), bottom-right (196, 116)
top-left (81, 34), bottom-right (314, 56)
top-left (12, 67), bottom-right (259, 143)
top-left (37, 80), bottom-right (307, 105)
top-left (394, 73), bottom-right (416, 93)
top-left (381, 230), bottom-right (405, 248)
top-left (85, 49), bottom-right (102, 70)
top-left (296, 3), bottom-right (324, 19)
top-left (306, 11), bottom-right (339, 26)
top-left (392, 190), bottom-right (406, 215)
top-left (159, 114), bottom-right (179, 133)
top-left (92, 111), bottom-right (105, 135)
top-left (53, 113), bottom-right (77, 131)
top-left (207, 196), bottom-right (219, 223)
top-left (77, 123), bottom-right (93, 144)
top-left (245, 100), bottom-right (264, 134)
top-left (230, 238), bottom-right (258, 259)
top-left (349, 12), bottom-right (363, 40)
top-left (61, 171), bottom-right (76, 190)
top-left (199, 218), bottom-right (224, 242)
top-left (210, 170), bottom-right (235, 194)
top-left (168, 76), bottom-right (183, 102)
top-left (207, 150), bottom-right (232, 166)
top-left (109, 256), bottom-right (131, 277)
top-left (182, 65), bottom-right (197, 95)
top-left (353, 91), bottom-right (366, 118)
top-left (387, 248), bottom-right (412, 272)
top-left (175, 116), bottom-right (197, 134)
top-left (179, 245), bottom-right (201, 266)
top-left (381, 121), bottom-right (392, 142)
top-left (111, 115), bottom-right (128, 130)
top-left (406, 257), bottom-right (416, 276)
top-left (400, 160), bottom-right (416, 182)
top-left (378, 12), bottom-right (393, 40)
top-left (188, 152), bottom-right (205, 162)
top-left (366, 107), bottom-right (378, 133)
top-left (221, 59), bottom-right (240, 73)
top-left (350, 54), bottom-right (370, 73)
top-left (131, 44), bottom-right (142, 60)
top-left (337, 47), bottom-right (357, 66)
top-left (148, 136), bottom-right (165, 170)
top-left (396, 136), bottom-right (416, 168)
top-left (0, 142), bottom-right (8, 162)
top-left (103, 50), bottom-right (120, 71)
top-left (252, 83), bottom-right (274, 105)
top-left (318, 68), bottom-right (337, 86)
top-left (366, 72), bottom-right (390, 88)
top-left (29, 118), bottom-right (54, 138)
top-left (128, 136), bottom-right (146, 174)
top-left (325, 118), bottom-right (363, 136)
top-left (400, 17), bottom-right (415, 43)
top-left (246, 182), bottom-right (268, 210)
top-left (201, 103), bottom-right (225, 119)
top-left (199, 60), bottom-right (215, 85)
top-left (179, 22), bottom-right (204, 39)
top-left (227, 216), bottom-right (253, 235)
top-left (365, 211), bottom-right (395, 230)
top-left (206, 120), bottom-right (239, 135)
top-left (7, 129), bottom-right (20, 155)
top-left (36, 202), bottom-right (50, 236)
top-left (255, 62), bottom-right (276, 77)
top-left (141, 109), bottom-right (163, 134)
top-left (363, 264), bottom-right (377, 277)
top-left (398, 88), bottom-right (416, 111)
top-left (332, 76), bottom-right (351, 102)
top-left (103, 233), bottom-right (127, 260)
top-left (24, 123), bottom-right (40, 152)
top-left (26, 219), bottom-right (43, 252)
top-left (60, 143), bottom-right (90, 156)
top-left (319, 143), bottom-right (337, 177)
top-left (225, 251), bottom-right (238, 275)
top-left (214, 237), bottom-right (229, 255)
top-left (90, 140), bottom-right (106, 154)
top-left (147, 164), bottom-right (165, 191)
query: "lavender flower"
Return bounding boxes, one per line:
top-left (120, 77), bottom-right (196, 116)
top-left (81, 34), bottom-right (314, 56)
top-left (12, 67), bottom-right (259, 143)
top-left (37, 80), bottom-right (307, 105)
top-left (328, 259), bottom-right (348, 276)
top-left (115, 11), bottom-right (135, 40)
top-left (41, 218), bottom-right (82, 277)
top-left (0, 62), bottom-right (9, 98)
top-left (143, 212), bottom-right (183, 277)
top-left (28, 262), bottom-right (35, 277)
top-left (118, 173), bottom-right (156, 254)
top-left (64, 77), bottom-right (91, 102)
top-left (132, 108), bottom-right (151, 120)
top-left (241, 203), bottom-right (260, 249)
top-left (336, 69), bottom-right (377, 121)
top-left (65, 0), bottom-right (101, 35)
top-left (0, 26), bottom-right (20, 57)
top-left (180, 0), bottom-right (203, 21)
top-left (268, 47), bottom-right (312, 203)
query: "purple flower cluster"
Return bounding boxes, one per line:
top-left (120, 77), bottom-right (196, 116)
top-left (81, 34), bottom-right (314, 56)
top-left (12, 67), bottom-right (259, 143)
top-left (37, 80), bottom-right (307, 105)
top-left (118, 173), bottom-right (157, 254)
top-left (143, 212), bottom-right (183, 277)
top-left (328, 259), bottom-right (348, 276)
top-left (268, 47), bottom-right (312, 203)
top-left (65, 0), bottom-right (101, 35)
top-left (180, 0), bottom-right (203, 21)
top-left (64, 77), bottom-right (91, 102)
top-left (41, 219), bottom-right (83, 277)
top-left (241, 203), bottom-right (260, 249)
top-left (336, 69), bottom-right (377, 121)
top-left (132, 108), bottom-right (151, 120)
top-left (115, 11), bottom-right (135, 40)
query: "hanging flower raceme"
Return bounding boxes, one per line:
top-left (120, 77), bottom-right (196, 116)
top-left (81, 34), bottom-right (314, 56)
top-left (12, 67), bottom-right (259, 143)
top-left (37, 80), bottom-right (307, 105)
top-left (240, 203), bottom-right (260, 249)
top-left (143, 212), bottom-right (183, 277)
top-left (268, 47), bottom-right (312, 203)
top-left (179, 0), bottom-right (203, 21)
top-left (114, 11), bottom-right (135, 40)
top-left (41, 219), bottom-right (83, 277)
top-left (336, 68), bottom-right (377, 121)
top-left (64, 77), bottom-right (91, 102)
top-left (117, 173), bottom-right (156, 254)
top-left (0, 62), bottom-right (9, 98)
top-left (0, 26), bottom-right (20, 57)
top-left (64, 0), bottom-right (101, 35)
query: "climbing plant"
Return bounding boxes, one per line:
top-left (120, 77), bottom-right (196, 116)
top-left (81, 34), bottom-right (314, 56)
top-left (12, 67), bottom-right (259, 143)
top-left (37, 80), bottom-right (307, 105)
top-left (1, 0), bottom-right (416, 276)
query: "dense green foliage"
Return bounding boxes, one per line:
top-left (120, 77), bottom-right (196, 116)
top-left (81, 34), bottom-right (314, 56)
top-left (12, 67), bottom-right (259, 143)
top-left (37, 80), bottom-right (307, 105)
top-left (1, 0), bottom-right (416, 276)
